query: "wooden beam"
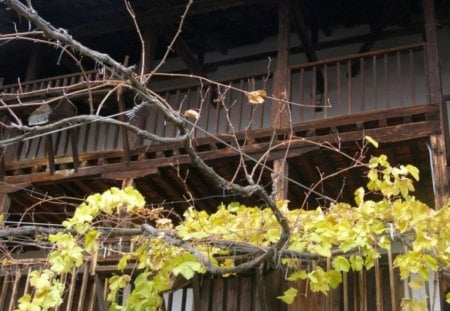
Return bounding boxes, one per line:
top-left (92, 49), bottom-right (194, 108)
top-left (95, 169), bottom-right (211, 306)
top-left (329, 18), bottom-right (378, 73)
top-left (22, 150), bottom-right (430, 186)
top-left (69, 0), bottom-right (278, 37)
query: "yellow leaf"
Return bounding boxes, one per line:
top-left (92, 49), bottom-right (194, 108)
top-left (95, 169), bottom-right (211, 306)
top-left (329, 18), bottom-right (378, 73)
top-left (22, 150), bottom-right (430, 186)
top-left (365, 135), bottom-right (379, 148)
top-left (184, 109), bottom-right (200, 120)
top-left (246, 90), bottom-right (266, 104)
top-left (408, 278), bottom-right (424, 290)
top-left (277, 287), bottom-right (298, 304)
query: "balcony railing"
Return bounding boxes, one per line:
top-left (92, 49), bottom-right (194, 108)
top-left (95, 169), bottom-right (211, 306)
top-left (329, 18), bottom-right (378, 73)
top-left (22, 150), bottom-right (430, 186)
top-left (1, 43), bottom-right (428, 167)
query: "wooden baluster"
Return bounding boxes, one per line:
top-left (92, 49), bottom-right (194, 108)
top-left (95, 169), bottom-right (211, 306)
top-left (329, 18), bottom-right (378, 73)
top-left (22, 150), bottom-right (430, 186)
top-left (65, 268), bottom-right (77, 311)
top-left (312, 66), bottom-right (317, 119)
top-left (299, 68), bottom-right (305, 122)
top-left (388, 247), bottom-right (397, 311)
top-left (118, 88), bottom-right (130, 164)
top-left (397, 51), bottom-right (404, 107)
top-left (70, 129), bottom-right (80, 172)
top-left (7, 268), bottom-right (21, 311)
top-left (384, 54), bottom-right (390, 108)
top-left (0, 273), bottom-right (9, 308)
top-left (336, 62), bottom-right (341, 114)
top-left (347, 60), bottom-right (352, 113)
top-left (323, 64), bottom-right (328, 118)
top-left (45, 134), bottom-right (56, 174)
top-left (373, 56), bottom-right (377, 109)
top-left (410, 49), bottom-right (416, 105)
top-left (360, 57), bottom-right (365, 112)
top-left (343, 272), bottom-right (349, 311)
top-left (77, 264), bottom-right (89, 310)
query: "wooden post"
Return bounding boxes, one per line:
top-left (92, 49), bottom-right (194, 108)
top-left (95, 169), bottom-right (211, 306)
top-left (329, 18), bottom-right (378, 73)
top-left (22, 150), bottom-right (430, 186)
top-left (271, 0), bottom-right (290, 201)
top-left (423, 0), bottom-right (449, 209)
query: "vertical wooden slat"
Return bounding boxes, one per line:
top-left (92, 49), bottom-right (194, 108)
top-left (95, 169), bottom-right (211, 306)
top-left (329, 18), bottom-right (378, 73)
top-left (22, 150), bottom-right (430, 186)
top-left (45, 135), bottom-right (55, 174)
top-left (388, 248), bottom-right (397, 311)
top-left (343, 272), bottom-right (349, 311)
top-left (255, 268), bottom-right (268, 311)
top-left (70, 129), bottom-right (80, 172)
top-left (410, 49), bottom-right (416, 105)
top-left (360, 57), bottom-right (365, 112)
top-left (0, 274), bottom-right (10, 309)
top-left (375, 257), bottom-right (383, 311)
top-left (299, 68), bottom-right (305, 122)
top-left (396, 51), bottom-right (404, 107)
top-left (384, 54), bottom-right (390, 108)
top-left (312, 66), bottom-right (317, 119)
top-left (180, 288), bottom-right (188, 311)
top-left (7, 268), bottom-right (21, 311)
top-left (94, 274), bottom-right (107, 311)
top-left (77, 264), bottom-right (89, 310)
top-left (336, 62), bottom-right (341, 114)
top-left (118, 87), bottom-right (130, 164)
top-left (192, 275), bottom-right (201, 311)
top-left (65, 268), bottom-right (77, 311)
top-left (347, 60), bottom-right (352, 113)
top-left (372, 56), bottom-right (377, 109)
top-left (323, 64), bottom-right (328, 118)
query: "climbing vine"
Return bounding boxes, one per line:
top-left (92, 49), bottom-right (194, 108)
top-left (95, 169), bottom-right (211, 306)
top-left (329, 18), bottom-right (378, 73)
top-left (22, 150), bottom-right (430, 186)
top-left (13, 155), bottom-right (450, 311)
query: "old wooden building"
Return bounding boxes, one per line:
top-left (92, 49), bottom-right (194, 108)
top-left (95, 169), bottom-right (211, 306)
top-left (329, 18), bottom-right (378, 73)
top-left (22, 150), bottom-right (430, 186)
top-left (0, 0), bottom-right (449, 309)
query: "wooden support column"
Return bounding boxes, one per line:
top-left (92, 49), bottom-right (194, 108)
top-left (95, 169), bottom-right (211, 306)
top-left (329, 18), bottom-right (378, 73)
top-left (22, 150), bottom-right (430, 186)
top-left (423, 0), bottom-right (449, 209)
top-left (271, 0), bottom-right (290, 201)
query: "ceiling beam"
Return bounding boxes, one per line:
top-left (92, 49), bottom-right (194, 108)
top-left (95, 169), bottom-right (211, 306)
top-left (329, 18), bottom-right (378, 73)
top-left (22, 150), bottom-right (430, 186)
top-left (67, 0), bottom-right (277, 38)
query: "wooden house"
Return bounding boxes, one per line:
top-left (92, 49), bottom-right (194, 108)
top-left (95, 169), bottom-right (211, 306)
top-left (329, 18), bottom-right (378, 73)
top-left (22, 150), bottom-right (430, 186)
top-left (0, 0), bottom-right (449, 309)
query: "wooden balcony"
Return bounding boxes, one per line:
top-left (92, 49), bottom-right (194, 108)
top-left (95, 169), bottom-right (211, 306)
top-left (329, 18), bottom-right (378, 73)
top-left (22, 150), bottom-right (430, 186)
top-left (0, 43), bottom-right (442, 219)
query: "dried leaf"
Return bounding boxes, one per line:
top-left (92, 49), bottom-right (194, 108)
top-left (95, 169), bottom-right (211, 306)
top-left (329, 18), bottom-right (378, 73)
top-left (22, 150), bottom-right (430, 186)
top-left (246, 90), bottom-right (266, 104)
top-left (184, 109), bottom-right (200, 120)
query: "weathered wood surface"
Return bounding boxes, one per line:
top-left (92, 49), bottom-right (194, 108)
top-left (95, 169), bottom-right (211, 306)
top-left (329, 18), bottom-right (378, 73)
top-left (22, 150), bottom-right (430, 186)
top-left (1, 105), bottom-right (440, 188)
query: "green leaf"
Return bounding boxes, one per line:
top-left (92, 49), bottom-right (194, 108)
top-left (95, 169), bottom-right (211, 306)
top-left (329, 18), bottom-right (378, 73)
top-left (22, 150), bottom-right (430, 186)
top-left (325, 270), bottom-right (342, 289)
top-left (287, 270), bottom-right (308, 282)
top-left (84, 230), bottom-right (100, 254)
top-left (349, 255), bottom-right (364, 271)
top-left (118, 254), bottom-right (132, 272)
top-left (277, 287), bottom-right (298, 304)
top-left (332, 256), bottom-right (350, 272)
